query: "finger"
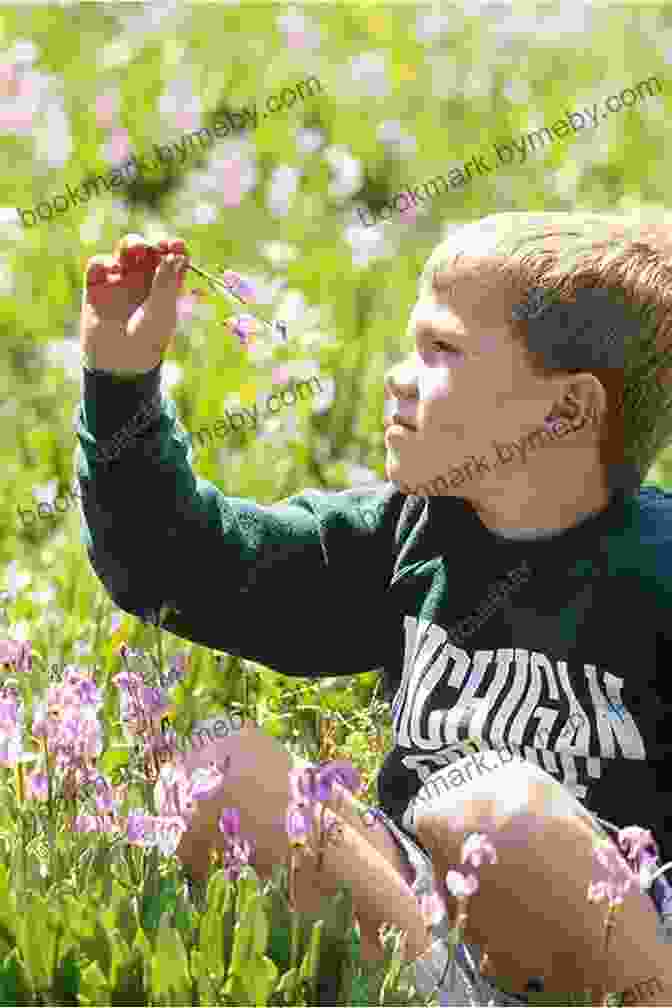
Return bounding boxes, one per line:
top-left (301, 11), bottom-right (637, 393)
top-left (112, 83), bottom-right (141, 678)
top-left (153, 238), bottom-right (189, 288)
top-left (84, 254), bottom-right (120, 289)
top-left (163, 236), bottom-right (188, 255)
top-left (137, 254), bottom-right (183, 343)
top-left (158, 251), bottom-right (190, 290)
top-left (115, 233), bottom-right (155, 272)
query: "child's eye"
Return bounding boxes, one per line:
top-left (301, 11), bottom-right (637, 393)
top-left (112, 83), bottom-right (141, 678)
top-left (433, 341), bottom-right (462, 357)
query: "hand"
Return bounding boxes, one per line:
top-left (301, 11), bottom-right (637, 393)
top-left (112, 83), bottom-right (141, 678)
top-left (80, 234), bottom-right (190, 373)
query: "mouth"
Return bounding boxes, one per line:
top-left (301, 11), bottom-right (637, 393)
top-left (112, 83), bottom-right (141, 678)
top-left (385, 414), bottom-right (417, 433)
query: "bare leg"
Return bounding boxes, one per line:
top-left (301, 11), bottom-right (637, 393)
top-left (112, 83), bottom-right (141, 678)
top-left (413, 754), bottom-right (672, 998)
top-left (172, 721), bottom-right (431, 963)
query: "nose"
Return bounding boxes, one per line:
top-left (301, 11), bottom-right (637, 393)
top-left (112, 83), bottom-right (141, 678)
top-left (384, 357), bottom-right (418, 401)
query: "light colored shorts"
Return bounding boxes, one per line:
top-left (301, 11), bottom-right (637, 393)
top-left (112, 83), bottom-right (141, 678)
top-left (373, 805), bottom-right (672, 1007)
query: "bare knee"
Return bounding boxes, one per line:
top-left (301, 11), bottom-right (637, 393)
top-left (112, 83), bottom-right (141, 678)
top-left (174, 719), bottom-right (297, 880)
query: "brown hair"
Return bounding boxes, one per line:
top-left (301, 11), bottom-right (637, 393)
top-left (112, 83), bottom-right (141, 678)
top-left (419, 211), bottom-right (672, 491)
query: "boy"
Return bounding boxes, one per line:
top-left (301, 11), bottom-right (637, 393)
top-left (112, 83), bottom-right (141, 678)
top-left (74, 216), bottom-right (672, 1004)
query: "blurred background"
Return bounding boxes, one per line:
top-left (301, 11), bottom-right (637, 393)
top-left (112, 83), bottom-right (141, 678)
top-left (0, 2), bottom-right (671, 740)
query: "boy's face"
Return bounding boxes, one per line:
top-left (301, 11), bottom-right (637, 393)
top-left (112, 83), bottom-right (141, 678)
top-left (383, 253), bottom-right (568, 499)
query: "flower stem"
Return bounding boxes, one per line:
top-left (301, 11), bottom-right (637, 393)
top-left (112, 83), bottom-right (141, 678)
top-left (288, 850), bottom-right (296, 911)
top-left (14, 764), bottom-right (24, 807)
top-left (593, 903), bottom-right (619, 1006)
top-left (317, 804), bottom-right (326, 873)
top-left (154, 620), bottom-right (165, 683)
top-left (42, 738), bottom-right (54, 820)
top-left (438, 895), bottom-right (469, 990)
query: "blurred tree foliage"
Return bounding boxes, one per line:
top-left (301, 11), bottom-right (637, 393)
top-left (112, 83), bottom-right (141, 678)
top-left (0, 1), bottom-right (671, 678)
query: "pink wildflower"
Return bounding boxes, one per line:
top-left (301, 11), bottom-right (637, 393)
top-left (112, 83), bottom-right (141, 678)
top-left (461, 833), bottom-right (498, 870)
top-left (73, 814), bottom-right (116, 834)
top-left (218, 807), bottom-right (241, 840)
top-left (189, 764), bottom-right (227, 802)
top-left (154, 816), bottom-right (186, 856)
top-left (420, 888), bottom-right (447, 927)
top-left (587, 841), bottom-right (635, 907)
top-left (0, 639), bottom-right (31, 676)
top-left (221, 837), bottom-right (254, 881)
top-left (286, 801), bottom-right (313, 848)
top-left (27, 770), bottom-right (48, 801)
top-left (289, 760), bottom-right (360, 807)
top-left (445, 870), bottom-right (479, 899)
top-left (126, 811), bottom-right (158, 847)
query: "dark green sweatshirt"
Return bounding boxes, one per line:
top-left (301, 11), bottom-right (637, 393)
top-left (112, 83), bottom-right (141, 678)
top-left (74, 365), bottom-right (672, 863)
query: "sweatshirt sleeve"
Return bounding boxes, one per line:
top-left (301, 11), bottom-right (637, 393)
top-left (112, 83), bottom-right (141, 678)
top-left (73, 365), bottom-right (405, 678)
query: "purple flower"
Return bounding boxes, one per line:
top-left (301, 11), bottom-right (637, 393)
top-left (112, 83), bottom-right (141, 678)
top-left (289, 765), bottom-right (325, 804)
top-left (227, 313), bottom-right (258, 346)
top-left (289, 759), bottom-right (361, 806)
top-left (93, 776), bottom-right (116, 814)
top-left (218, 807), bottom-right (241, 840)
top-left (617, 826), bottom-right (671, 898)
top-left (126, 810), bottom-right (155, 846)
top-left (317, 760), bottom-right (361, 799)
top-left (220, 271), bottom-right (256, 304)
top-left (142, 685), bottom-right (170, 718)
top-left (286, 801), bottom-right (313, 847)
top-left (361, 807), bottom-right (383, 829)
top-left (27, 770), bottom-right (48, 801)
top-left (76, 677), bottom-right (101, 707)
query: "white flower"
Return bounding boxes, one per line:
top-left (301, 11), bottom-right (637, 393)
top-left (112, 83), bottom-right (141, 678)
top-left (324, 146), bottom-right (363, 201)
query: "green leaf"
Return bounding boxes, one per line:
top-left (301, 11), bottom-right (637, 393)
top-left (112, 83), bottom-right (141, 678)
top-left (98, 747), bottom-right (133, 778)
top-left (151, 916), bottom-right (191, 1002)
top-left (140, 874), bottom-right (164, 934)
top-left (51, 947), bottom-right (81, 1005)
top-left (248, 955), bottom-right (278, 1006)
top-left (109, 949), bottom-right (147, 1007)
top-left (227, 920), bottom-right (251, 982)
top-left (266, 893), bottom-right (292, 972)
top-left (298, 918), bottom-right (324, 1002)
top-left (114, 894), bottom-right (138, 946)
top-left (0, 949), bottom-right (34, 1005)
top-left (78, 960), bottom-right (110, 1006)
top-left (222, 970), bottom-right (251, 1005)
top-left (91, 917), bottom-right (113, 981)
top-left (19, 896), bottom-right (49, 992)
top-left (275, 966), bottom-right (299, 1004)
top-left (199, 896), bottom-right (225, 981)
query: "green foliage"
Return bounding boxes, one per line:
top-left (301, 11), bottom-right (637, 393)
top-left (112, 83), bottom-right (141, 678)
top-left (0, 859), bottom-right (429, 1005)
